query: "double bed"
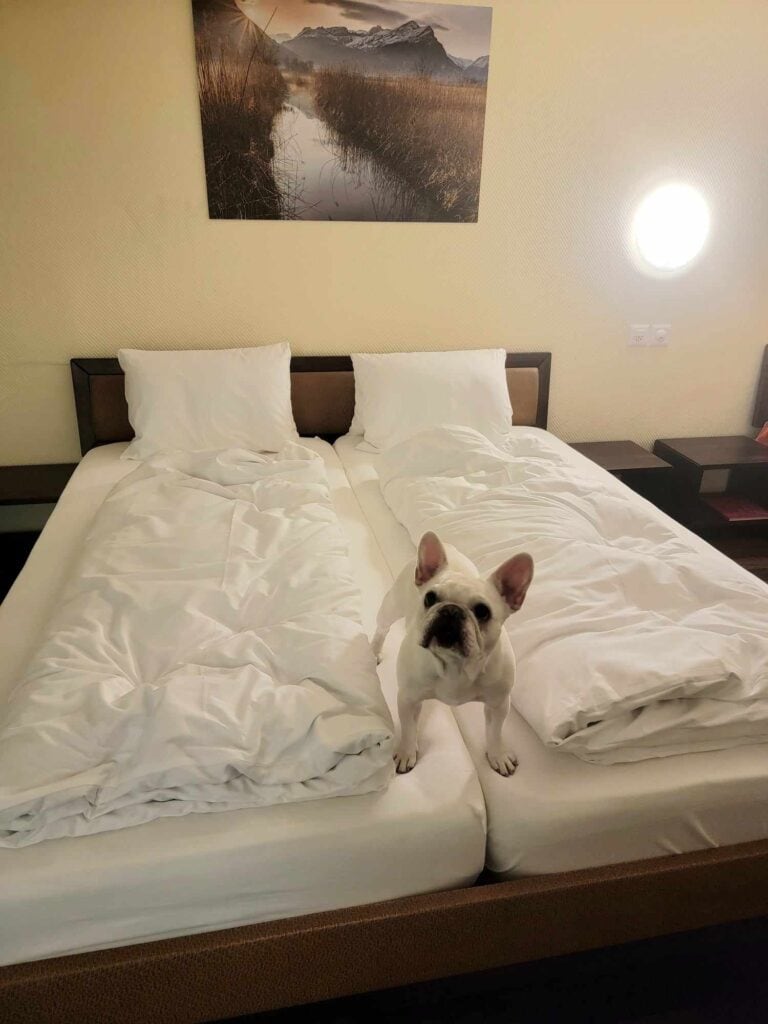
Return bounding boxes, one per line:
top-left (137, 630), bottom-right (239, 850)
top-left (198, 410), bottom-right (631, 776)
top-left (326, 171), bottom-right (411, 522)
top-left (2, 353), bottom-right (768, 1024)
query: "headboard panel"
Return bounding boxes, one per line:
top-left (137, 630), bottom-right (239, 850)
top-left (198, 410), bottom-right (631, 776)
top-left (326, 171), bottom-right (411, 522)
top-left (753, 344), bottom-right (768, 429)
top-left (70, 353), bottom-right (551, 456)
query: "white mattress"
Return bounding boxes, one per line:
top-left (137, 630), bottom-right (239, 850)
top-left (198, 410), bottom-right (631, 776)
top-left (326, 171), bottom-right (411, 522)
top-left (334, 433), bottom-right (768, 877)
top-left (0, 441), bottom-right (485, 966)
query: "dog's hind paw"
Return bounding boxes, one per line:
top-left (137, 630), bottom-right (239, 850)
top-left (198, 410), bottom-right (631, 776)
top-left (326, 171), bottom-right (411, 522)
top-left (487, 750), bottom-right (518, 777)
top-left (394, 748), bottom-right (418, 774)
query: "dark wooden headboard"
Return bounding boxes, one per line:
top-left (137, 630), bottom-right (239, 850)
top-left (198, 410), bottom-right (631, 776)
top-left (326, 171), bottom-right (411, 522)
top-left (754, 344), bottom-right (768, 429)
top-left (70, 353), bottom-right (552, 456)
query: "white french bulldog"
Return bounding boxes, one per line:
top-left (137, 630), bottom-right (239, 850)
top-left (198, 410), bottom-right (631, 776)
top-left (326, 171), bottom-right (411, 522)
top-left (372, 531), bottom-right (534, 777)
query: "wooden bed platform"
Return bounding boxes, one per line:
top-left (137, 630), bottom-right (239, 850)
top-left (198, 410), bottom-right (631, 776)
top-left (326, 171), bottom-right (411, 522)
top-left (2, 350), bottom-right (768, 1024)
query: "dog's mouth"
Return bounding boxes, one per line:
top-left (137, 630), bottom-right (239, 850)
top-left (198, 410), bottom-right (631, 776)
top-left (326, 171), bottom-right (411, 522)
top-left (420, 606), bottom-right (471, 657)
top-left (420, 628), bottom-right (468, 657)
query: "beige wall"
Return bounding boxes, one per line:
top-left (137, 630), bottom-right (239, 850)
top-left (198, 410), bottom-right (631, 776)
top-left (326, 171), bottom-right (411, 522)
top-left (1, 0), bottom-right (767, 465)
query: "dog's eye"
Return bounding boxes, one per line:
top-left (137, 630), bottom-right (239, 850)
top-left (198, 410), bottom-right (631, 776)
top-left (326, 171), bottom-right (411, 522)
top-left (473, 603), bottom-right (491, 623)
top-left (424, 591), bottom-right (438, 609)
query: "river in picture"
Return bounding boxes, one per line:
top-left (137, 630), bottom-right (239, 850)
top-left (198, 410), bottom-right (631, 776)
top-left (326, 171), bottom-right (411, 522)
top-left (273, 75), bottom-right (442, 222)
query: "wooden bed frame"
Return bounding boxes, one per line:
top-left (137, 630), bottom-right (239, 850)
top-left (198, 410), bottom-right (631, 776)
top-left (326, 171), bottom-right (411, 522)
top-left (754, 344), bottom-right (768, 429)
top-left (3, 350), bottom-right (768, 1024)
top-left (68, 352), bottom-right (552, 453)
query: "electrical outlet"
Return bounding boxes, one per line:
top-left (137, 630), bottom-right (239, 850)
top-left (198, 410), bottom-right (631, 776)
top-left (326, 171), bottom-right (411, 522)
top-left (650, 323), bottom-right (671, 346)
top-left (628, 324), bottom-right (651, 347)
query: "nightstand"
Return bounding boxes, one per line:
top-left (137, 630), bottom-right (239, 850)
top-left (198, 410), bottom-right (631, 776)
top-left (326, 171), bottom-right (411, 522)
top-left (0, 463), bottom-right (77, 601)
top-left (570, 440), bottom-right (672, 498)
top-left (653, 436), bottom-right (768, 530)
top-left (652, 436), bottom-right (768, 581)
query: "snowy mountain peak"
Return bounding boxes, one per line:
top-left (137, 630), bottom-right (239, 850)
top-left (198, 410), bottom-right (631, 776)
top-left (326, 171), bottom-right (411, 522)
top-left (284, 20), bottom-right (457, 77)
top-left (348, 21), bottom-right (436, 51)
top-left (293, 21), bottom-right (437, 51)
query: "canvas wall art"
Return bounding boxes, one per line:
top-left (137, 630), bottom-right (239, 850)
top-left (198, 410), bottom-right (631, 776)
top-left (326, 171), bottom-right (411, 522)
top-left (192, 0), bottom-right (493, 222)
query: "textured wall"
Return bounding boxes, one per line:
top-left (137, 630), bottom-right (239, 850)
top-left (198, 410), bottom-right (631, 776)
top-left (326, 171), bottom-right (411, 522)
top-left (1, 0), bottom-right (767, 464)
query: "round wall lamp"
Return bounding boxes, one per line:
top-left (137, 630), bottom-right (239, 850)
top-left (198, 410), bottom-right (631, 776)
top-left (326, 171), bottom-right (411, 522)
top-left (630, 183), bottom-right (710, 274)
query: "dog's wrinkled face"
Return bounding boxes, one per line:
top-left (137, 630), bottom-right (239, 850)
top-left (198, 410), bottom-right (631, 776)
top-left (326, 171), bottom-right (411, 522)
top-left (413, 532), bottom-right (533, 662)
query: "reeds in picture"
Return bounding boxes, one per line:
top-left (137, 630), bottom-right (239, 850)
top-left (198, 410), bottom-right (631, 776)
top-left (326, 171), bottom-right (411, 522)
top-left (192, 0), bottom-right (492, 222)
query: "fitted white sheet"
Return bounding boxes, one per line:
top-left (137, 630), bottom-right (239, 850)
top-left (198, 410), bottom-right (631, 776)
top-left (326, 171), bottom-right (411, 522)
top-left (335, 433), bottom-right (768, 876)
top-left (0, 441), bottom-right (485, 966)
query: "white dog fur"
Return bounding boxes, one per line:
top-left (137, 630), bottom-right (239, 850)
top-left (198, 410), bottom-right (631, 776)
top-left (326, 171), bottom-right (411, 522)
top-left (372, 532), bottom-right (534, 777)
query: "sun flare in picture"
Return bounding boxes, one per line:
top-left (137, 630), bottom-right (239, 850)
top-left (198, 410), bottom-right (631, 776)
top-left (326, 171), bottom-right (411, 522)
top-left (191, 0), bottom-right (493, 222)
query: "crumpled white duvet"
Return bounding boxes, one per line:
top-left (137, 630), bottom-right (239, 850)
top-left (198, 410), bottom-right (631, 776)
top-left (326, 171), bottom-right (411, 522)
top-left (379, 426), bottom-right (768, 764)
top-left (0, 445), bottom-right (393, 847)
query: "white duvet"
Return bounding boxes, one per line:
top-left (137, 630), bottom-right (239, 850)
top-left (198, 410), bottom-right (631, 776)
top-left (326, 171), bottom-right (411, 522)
top-left (379, 426), bottom-right (768, 764)
top-left (0, 445), bottom-right (393, 847)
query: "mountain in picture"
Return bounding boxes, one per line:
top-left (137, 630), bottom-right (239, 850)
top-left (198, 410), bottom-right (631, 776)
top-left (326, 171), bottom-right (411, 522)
top-left (462, 54), bottom-right (490, 82)
top-left (282, 21), bottom-right (467, 78)
top-left (192, 0), bottom-right (493, 222)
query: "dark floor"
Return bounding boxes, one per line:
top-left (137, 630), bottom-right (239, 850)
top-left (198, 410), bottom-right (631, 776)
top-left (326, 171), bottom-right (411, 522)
top-left (0, 531), bottom-right (37, 602)
top-left (216, 916), bottom-right (768, 1023)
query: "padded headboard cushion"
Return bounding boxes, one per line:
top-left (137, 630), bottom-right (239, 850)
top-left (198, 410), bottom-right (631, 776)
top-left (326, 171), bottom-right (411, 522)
top-left (70, 353), bottom-right (551, 456)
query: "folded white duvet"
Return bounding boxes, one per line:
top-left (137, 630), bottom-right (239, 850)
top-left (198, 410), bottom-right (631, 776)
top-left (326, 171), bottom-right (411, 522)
top-left (0, 445), bottom-right (393, 847)
top-left (379, 426), bottom-right (768, 764)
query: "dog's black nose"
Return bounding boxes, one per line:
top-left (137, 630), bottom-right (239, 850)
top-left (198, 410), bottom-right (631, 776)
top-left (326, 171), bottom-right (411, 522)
top-left (438, 603), bottom-right (465, 620)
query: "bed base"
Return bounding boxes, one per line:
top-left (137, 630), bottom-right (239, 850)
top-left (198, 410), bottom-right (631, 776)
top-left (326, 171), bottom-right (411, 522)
top-left (3, 838), bottom-right (768, 1023)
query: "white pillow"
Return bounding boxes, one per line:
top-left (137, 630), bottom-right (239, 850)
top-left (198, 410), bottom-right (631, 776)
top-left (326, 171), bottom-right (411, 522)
top-left (119, 344), bottom-right (298, 459)
top-left (350, 349), bottom-right (512, 450)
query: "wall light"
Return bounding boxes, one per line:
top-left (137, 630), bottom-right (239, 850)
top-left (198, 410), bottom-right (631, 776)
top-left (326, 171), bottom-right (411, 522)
top-left (631, 183), bottom-right (710, 273)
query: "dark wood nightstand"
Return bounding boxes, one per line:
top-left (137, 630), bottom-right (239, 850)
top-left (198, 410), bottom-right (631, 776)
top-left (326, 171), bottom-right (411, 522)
top-left (570, 440), bottom-right (672, 498)
top-left (0, 463), bottom-right (77, 601)
top-left (652, 436), bottom-right (768, 581)
top-left (653, 436), bottom-right (768, 528)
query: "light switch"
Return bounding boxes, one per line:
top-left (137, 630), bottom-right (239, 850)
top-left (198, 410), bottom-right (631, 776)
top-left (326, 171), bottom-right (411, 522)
top-left (628, 324), bottom-right (651, 347)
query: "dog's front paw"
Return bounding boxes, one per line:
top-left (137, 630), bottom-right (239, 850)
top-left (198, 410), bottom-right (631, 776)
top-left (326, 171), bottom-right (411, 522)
top-left (371, 630), bottom-right (385, 664)
top-left (487, 750), bottom-right (518, 777)
top-left (393, 747), bottom-right (418, 774)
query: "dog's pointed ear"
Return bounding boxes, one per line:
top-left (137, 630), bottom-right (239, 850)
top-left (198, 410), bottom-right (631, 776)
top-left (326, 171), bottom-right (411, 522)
top-left (415, 532), bottom-right (447, 586)
top-left (489, 553), bottom-right (534, 612)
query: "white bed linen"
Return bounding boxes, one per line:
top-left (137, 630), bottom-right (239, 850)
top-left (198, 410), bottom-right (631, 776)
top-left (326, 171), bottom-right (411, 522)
top-left (1, 443), bottom-right (394, 847)
top-left (0, 442), bottom-right (485, 965)
top-left (335, 433), bottom-right (768, 876)
top-left (378, 427), bottom-right (768, 764)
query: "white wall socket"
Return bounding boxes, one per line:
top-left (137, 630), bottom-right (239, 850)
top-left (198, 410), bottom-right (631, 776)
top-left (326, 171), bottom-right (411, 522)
top-left (650, 323), bottom-right (670, 346)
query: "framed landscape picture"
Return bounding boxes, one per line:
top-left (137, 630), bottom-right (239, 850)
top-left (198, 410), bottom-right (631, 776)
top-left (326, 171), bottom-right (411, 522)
top-left (192, 0), bottom-right (493, 222)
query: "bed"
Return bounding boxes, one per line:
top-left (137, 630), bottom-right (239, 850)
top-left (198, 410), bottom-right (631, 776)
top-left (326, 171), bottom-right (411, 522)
top-left (0, 438), bottom-right (485, 964)
top-left (335, 430), bottom-right (768, 876)
top-left (2, 353), bottom-right (768, 1024)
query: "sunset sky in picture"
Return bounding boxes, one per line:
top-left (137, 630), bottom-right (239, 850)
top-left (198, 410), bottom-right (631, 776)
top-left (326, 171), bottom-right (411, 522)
top-left (235, 0), bottom-right (492, 59)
